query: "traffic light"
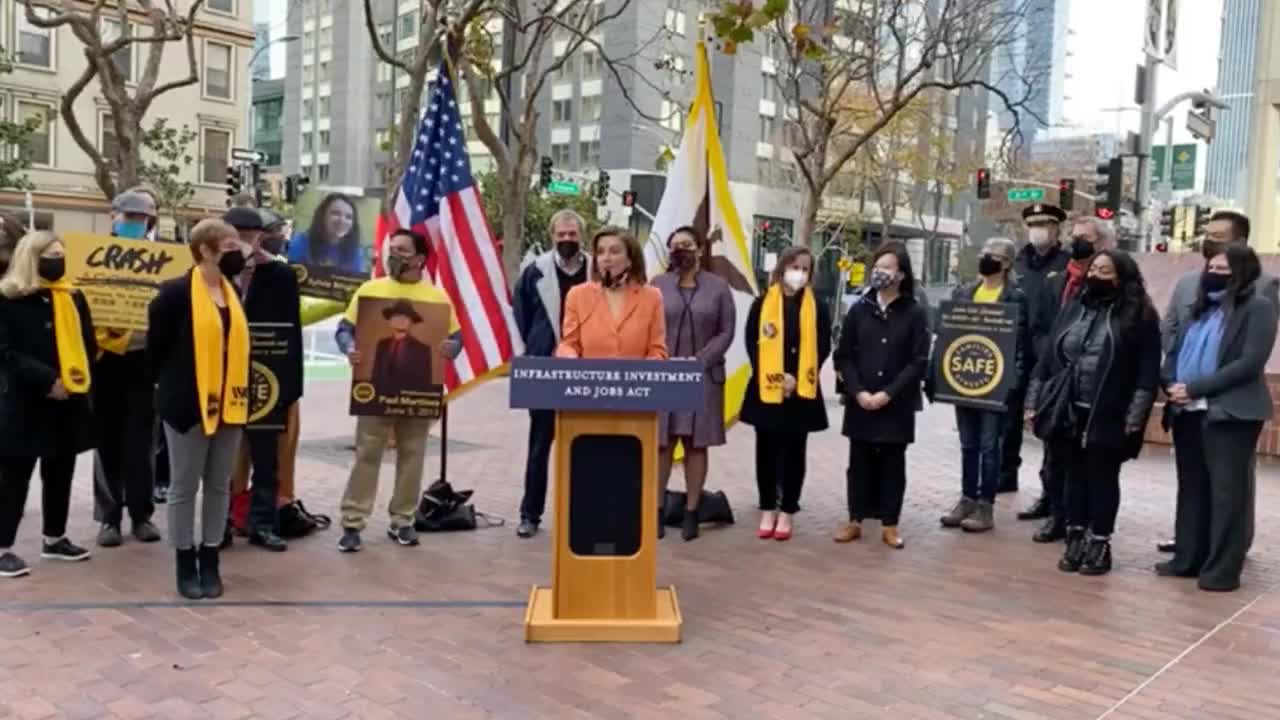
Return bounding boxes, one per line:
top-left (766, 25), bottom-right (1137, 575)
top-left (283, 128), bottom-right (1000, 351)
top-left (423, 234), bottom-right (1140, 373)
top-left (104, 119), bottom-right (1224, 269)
top-left (976, 167), bottom-right (990, 200)
top-left (596, 170), bottom-right (610, 201)
top-left (1059, 178), bottom-right (1075, 212)
top-left (1093, 157), bottom-right (1123, 218)
top-left (226, 165), bottom-right (242, 201)
top-left (284, 174), bottom-right (310, 204)
top-left (621, 190), bottom-right (636, 207)
top-left (539, 156), bottom-right (553, 189)
top-left (1158, 206), bottom-right (1175, 238)
top-left (251, 162), bottom-right (263, 206)
top-left (1194, 205), bottom-right (1213, 237)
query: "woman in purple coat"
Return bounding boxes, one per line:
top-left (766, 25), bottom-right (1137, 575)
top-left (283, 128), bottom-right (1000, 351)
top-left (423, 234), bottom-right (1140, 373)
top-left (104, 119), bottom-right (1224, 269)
top-left (652, 226), bottom-right (736, 541)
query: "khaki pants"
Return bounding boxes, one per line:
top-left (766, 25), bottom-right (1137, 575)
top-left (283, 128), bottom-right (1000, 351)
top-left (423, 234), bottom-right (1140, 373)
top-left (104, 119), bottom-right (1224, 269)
top-left (230, 402), bottom-right (301, 503)
top-left (340, 415), bottom-right (433, 531)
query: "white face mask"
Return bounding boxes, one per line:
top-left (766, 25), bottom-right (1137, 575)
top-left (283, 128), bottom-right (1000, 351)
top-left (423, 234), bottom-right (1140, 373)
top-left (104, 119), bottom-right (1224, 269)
top-left (783, 268), bottom-right (808, 291)
top-left (1028, 227), bottom-right (1052, 250)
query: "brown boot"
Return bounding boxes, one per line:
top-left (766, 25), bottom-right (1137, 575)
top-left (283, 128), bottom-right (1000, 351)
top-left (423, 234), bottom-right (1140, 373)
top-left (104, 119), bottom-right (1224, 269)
top-left (833, 522), bottom-right (862, 543)
top-left (882, 527), bottom-right (905, 549)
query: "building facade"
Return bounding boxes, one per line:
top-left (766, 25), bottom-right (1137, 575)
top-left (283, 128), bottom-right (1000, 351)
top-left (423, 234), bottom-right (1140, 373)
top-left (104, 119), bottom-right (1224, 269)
top-left (253, 78), bottom-right (284, 170)
top-left (1205, 0), bottom-right (1260, 205)
top-left (993, 0), bottom-right (1067, 142)
top-left (0, 0), bottom-right (256, 232)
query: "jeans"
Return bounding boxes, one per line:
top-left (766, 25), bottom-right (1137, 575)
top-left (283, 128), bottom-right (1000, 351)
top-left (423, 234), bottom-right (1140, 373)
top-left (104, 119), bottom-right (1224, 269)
top-left (519, 409), bottom-right (555, 524)
top-left (755, 429), bottom-right (808, 513)
top-left (846, 441), bottom-right (907, 526)
top-left (955, 407), bottom-right (1003, 503)
top-left (244, 430), bottom-right (281, 533)
top-left (164, 423), bottom-right (243, 549)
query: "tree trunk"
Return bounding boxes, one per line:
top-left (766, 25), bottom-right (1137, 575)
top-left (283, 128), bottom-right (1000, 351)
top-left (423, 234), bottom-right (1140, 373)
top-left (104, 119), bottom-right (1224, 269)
top-left (797, 190), bottom-right (820, 252)
top-left (501, 166), bottom-right (532, 285)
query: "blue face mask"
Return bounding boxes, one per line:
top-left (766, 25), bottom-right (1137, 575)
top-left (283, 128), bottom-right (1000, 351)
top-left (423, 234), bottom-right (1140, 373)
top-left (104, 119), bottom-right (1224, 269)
top-left (113, 219), bottom-right (148, 239)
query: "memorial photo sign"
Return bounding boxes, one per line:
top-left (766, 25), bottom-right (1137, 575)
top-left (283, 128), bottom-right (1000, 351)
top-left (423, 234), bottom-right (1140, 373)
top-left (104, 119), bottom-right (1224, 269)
top-left (931, 300), bottom-right (1020, 411)
top-left (62, 232), bottom-right (192, 330)
top-left (349, 297), bottom-right (449, 419)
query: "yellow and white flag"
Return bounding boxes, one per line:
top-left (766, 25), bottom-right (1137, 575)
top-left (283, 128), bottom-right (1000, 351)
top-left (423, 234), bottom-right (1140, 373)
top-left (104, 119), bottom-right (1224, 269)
top-left (649, 41), bottom-right (757, 425)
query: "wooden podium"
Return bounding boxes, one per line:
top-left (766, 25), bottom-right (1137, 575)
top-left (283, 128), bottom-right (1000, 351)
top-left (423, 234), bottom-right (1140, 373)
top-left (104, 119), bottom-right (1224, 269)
top-left (509, 357), bottom-right (705, 643)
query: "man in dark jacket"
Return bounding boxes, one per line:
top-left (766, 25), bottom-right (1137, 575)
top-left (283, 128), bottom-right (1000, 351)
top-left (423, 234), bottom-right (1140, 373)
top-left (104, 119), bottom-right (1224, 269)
top-left (1009, 203), bottom-right (1069, 510)
top-left (224, 206), bottom-right (303, 552)
top-left (511, 209), bottom-right (589, 538)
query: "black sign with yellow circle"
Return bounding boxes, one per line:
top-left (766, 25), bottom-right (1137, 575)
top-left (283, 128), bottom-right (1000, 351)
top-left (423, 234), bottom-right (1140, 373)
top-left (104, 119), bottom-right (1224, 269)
top-left (941, 334), bottom-right (1004, 397)
top-left (351, 381), bottom-right (376, 404)
top-left (931, 300), bottom-right (1021, 411)
top-left (247, 360), bottom-right (280, 425)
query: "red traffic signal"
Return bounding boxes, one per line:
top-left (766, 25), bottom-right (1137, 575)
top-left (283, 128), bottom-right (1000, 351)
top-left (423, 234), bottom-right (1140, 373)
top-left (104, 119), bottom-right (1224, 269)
top-left (621, 190), bottom-right (636, 207)
top-left (1155, 242), bottom-right (1169, 253)
top-left (976, 168), bottom-right (991, 199)
top-left (1094, 207), bottom-right (1116, 220)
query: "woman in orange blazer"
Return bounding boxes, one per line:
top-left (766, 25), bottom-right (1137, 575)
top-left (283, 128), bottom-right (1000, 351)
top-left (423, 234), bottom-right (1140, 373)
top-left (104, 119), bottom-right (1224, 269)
top-left (557, 227), bottom-right (668, 360)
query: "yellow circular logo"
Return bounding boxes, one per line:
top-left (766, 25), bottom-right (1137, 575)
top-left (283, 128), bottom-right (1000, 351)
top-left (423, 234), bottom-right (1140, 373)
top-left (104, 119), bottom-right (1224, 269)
top-left (247, 360), bottom-right (280, 424)
top-left (351, 381), bottom-right (376, 404)
top-left (68, 367), bottom-right (87, 385)
top-left (291, 264), bottom-right (308, 283)
top-left (941, 334), bottom-right (1004, 397)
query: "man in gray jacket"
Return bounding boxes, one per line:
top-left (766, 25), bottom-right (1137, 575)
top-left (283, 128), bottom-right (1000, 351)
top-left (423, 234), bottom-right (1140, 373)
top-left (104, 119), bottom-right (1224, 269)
top-left (1157, 209), bottom-right (1278, 554)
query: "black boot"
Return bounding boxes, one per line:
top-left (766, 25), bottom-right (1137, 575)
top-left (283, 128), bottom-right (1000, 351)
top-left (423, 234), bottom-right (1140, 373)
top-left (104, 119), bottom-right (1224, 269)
top-left (681, 506), bottom-right (700, 541)
top-left (1016, 496), bottom-right (1050, 521)
top-left (1079, 536), bottom-right (1113, 576)
top-left (1033, 516), bottom-right (1067, 543)
top-left (198, 545), bottom-right (224, 598)
top-left (1057, 528), bottom-right (1086, 572)
top-left (175, 548), bottom-right (203, 599)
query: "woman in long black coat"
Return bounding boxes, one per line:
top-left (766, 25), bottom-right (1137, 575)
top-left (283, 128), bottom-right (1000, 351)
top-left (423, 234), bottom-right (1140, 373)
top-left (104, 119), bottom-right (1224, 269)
top-left (0, 231), bottom-right (97, 578)
top-left (740, 245), bottom-right (832, 542)
top-left (833, 242), bottom-right (930, 549)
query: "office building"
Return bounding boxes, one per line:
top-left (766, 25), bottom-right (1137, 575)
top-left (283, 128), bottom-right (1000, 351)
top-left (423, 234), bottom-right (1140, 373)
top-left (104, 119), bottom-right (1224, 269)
top-left (253, 78), bottom-right (285, 170)
top-left (0, 0), bottom-right (257, 231)
top-left (1205, 0), bottom-right (1260, 204)
top-left (993, 0), bottom-right (1068, 142)
top-left (252, 22), bottom-right (272, 80)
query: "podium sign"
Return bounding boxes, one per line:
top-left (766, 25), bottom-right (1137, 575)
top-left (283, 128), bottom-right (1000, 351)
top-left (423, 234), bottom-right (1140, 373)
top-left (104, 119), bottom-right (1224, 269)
top-left (510, 357), bottom-right (704, 643)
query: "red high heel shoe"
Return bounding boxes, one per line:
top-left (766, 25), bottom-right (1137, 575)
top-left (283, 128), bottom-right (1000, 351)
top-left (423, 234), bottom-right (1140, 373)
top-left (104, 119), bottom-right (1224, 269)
top-left (773, 514), bottom-right (793, 541)
top-left (757, 512), bottom-right (777, 539)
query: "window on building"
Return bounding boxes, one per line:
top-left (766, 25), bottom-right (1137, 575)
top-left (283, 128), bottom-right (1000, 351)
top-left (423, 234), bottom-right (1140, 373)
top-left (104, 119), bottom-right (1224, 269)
top-left (378, 24), bottom-right (393, 48)
top-left (660, 100), bottom-right (683, 132)
top-left (207, 0), bottom-right (233, 13)
top-left (318, 96), bottom-right (330, 116)
top-left (18, 102), bottom-right (52, 165)
top-left (761, 74), bottom-right (774, 102)
top-left (580, 95), bottom-right (601, 123)
top-left (205, 41), bottom-right (233, 99)
top-left (664, 8), bottom-right (686, 35)
top-left (579, 140), bottom-right (600, 168)
top-left (318, 61), bottom-right (329, 82)
top-left (759, 114), bottom-right (775, 142)
top-left (552, 99), bottom-right (572, 125)
top-left (303, 31), bottom-right (314, 50)
top-left (100, 113), bottom-right (118, 165)
top-left (302, 133), bottom-right (313, 152)
top-left (376, 92), bottom-right (390, 117)
top-left (581, 49), bottom-right (601, 77)
top-left (102, 19), bottom-right (132, 81)
top-left (17, 9), bottom-right (55, 68)
top-left (555, 57), bottom-right (575, 81)
top-left (318, 164), bottom-right (330, 181)
top-left (551, 142), bottom-right (571, 168)
top-left (201, 128), bottom-right (231, 184)
top-left (303, 64), bottom-right (314, 83)
top-left (319, 130), bottom-right (330, 150)
top-left (399, 14), bottom-right (415, 39)
top-left (302, 99), bottom-right (313, 117)
top-left (319, 27), bottom-right (331, 49)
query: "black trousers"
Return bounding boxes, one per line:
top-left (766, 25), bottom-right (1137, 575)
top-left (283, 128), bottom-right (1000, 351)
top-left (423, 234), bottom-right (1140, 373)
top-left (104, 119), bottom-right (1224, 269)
top-left (1170, 414), bottom-right (1261, 591)
top-left (0, 449), bottom-right (77, 548)
top-left (1001, 385), bottom-right (1027, 483)
top-left (847, 441), bottom-right (907, 526)
top-left (1040, 442), bottom-right (1068, 526)
top-left (246, 430), bottom-right (281, 532)
top-left (755, 429), bottom-right (808, 513)
top-left (1053, 432), bottom-right (1123, 537)
top-left (92, 351), bottom-right (155, 527)
top-left (519, 409), bottom-right (556, 524)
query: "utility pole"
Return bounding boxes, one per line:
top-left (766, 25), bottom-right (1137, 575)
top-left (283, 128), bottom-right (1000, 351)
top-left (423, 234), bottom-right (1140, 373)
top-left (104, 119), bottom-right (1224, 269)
top-left (1135, 52), bottom-right (1159, 250)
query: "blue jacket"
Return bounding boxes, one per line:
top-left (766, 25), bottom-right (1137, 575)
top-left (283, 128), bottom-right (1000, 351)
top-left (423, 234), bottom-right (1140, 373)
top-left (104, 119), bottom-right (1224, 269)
top-left (512, 252), bottom-right (589, 357)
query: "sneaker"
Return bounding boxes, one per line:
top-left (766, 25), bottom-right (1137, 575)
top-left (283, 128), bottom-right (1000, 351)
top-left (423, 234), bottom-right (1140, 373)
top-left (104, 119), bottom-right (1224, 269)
top-left (337, 528), bottom-right (363, 553)
top-left (516, 519), bottom-right (539, 539)
top-left (0, 552), bottom-right (30, 578)
top-left (41, 538), bottom-right (91, 562)
top-left (940, 497), bottom-right (978, 528)
top-left (960, 501), bottom-right (995, 533)
top-left (387, 525), bottom-right (420, 546)
top-left (96, 523), bottom-right (123, 548)
top-left (132, 521), bottom-right (162, 543)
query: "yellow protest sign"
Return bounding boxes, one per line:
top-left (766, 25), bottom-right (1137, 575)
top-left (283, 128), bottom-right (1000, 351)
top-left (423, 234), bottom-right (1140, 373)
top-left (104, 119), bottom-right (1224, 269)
top-left (62, 232), bottom-right (193, 330)
top-left (849, 262), bottom-right (866, 287)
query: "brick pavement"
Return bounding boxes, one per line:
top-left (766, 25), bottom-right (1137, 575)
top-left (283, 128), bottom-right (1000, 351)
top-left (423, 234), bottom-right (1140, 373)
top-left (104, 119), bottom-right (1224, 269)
top-left (2, 371), bottom-right (1279, 720)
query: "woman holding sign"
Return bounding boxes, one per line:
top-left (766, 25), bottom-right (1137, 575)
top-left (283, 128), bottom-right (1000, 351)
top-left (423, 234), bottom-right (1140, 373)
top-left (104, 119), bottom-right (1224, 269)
top-left (0, 231), bottom-right (97, 578)
top-left (149, 219), bottom-right (252, 599)
top-left (1026, 250), bottom-right (1160, 576)
top-left (740, 246), bottom-right (832, 542)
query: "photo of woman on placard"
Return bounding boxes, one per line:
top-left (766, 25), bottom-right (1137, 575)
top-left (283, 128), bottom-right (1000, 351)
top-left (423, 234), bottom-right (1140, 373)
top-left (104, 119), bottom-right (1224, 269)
top-left (287, 193), bottom-right (365, 274)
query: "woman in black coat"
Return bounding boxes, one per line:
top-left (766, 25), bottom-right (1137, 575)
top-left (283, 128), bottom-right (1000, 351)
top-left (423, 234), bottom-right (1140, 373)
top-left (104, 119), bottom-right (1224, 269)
top-left (1026, 249), bottom-right (1161, 576)
top-left (0, 231), bottom-right (97, 578)
top-left (833, 242), bottom-right (930, 549)
top-left (741, 245), bottom-right (831, 542)
top-left (1158, 245), bottom-right (1277, 592)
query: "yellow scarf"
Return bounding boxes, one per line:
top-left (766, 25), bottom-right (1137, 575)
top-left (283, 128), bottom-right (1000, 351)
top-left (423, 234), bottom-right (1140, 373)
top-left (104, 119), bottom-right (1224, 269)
top-left (95, 328), bottom-right (132, 357)
top-left (758, 284), bottom-right (817, 404)
top-left (40, 279), bottom-right (92, 394)
top-left (190, 269), bottom-right (250, 435)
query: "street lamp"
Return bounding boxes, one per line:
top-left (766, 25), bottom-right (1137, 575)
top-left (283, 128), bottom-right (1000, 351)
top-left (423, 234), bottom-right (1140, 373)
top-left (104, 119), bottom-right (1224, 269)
top-left (248, 34), bottom-right (300, 157)
top-left (248, 33), bottom-right (300, 69)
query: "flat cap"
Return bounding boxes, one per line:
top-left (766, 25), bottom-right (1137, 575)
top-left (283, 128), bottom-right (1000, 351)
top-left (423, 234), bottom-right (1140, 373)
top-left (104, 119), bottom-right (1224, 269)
top-left (223, 206), bottom-right (265, 231)
top-left (111, 190), bottom-right (157, 217)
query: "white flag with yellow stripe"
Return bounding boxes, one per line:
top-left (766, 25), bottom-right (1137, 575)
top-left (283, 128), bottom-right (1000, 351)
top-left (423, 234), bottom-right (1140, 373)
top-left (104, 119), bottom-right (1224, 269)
top-left (648, 41), bottom-right (758, 426)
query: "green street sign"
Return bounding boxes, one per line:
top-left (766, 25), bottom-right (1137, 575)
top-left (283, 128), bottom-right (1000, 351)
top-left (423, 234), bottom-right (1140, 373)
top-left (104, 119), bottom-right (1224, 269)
top-left (547, 180), bottom-right (580, 195)
top-left (1151, 144), bottom-right (1197, 191)
top-left (1007, 188), bottom-right (1044, 202)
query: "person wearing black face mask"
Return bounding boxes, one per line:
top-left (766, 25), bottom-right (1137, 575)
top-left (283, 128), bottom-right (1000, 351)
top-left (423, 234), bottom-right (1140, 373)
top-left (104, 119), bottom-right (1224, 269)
top-left (1157, 245), bottom-right (1276, 592)
top-left (0, 231), bottom-right (98, 579)
top-left (1025, 249), bottom-right (1161, 576)
top-left (651, 226), bottom-right (735, 541)
top-left (510, 210), bottom-right (590, 538)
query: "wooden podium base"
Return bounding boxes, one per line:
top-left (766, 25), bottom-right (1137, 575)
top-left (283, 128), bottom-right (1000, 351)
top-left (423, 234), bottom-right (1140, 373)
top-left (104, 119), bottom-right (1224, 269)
top-left (523, 585), bottom-right (683, 643)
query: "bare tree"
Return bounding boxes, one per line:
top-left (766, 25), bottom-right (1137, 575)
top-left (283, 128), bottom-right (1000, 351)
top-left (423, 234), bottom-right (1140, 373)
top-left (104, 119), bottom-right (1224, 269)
top-left (764, 0), bottom-right (1043, 244)
top-left (20, 0), bottom-right (206, 201)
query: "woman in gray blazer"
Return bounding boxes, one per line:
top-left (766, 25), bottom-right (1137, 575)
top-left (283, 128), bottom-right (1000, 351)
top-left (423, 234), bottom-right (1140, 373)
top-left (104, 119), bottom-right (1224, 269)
top-left (1158, 244), bottom-right (1277, 592)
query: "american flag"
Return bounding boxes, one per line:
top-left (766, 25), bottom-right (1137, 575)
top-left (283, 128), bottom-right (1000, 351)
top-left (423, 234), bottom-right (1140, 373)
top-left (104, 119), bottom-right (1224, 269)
top-left (377, 63), bottom-right (523, 391)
